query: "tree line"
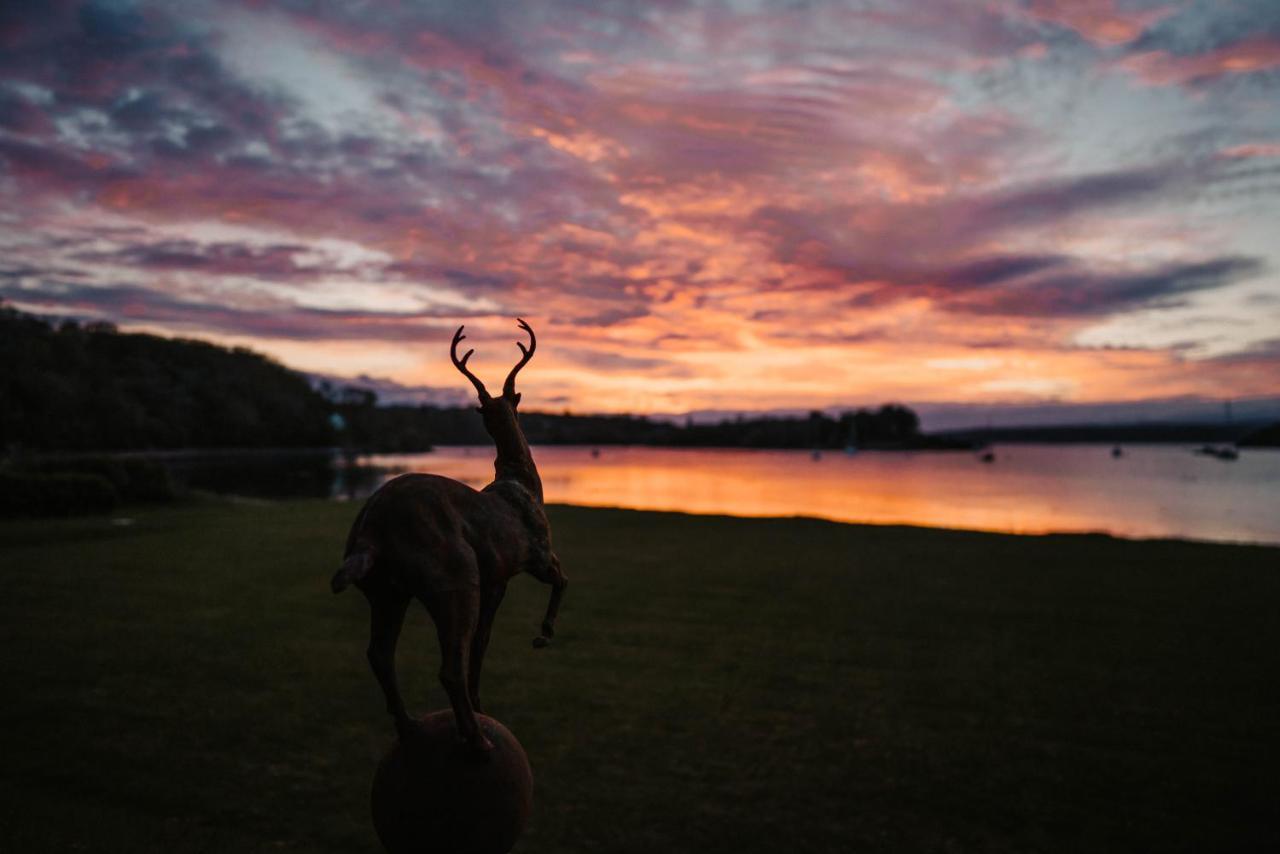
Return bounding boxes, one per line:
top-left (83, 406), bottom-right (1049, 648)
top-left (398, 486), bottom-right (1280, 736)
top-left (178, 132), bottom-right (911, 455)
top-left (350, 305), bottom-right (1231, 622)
top-left (3, 306), bottom-right (942, 454)
top-left (2, 306), bottom-right (332, 452)
top-left (329, 398), bottom-right (954, 451)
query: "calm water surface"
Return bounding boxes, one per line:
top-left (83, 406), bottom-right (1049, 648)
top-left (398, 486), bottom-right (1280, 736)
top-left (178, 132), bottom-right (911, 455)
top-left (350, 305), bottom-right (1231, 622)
top-left (358, 445), bottom-right (1280, 546)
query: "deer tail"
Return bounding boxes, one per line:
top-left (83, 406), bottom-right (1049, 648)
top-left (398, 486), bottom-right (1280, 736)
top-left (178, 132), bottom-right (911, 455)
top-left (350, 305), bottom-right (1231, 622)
top-left (330, 551), bottom-right (374, 594)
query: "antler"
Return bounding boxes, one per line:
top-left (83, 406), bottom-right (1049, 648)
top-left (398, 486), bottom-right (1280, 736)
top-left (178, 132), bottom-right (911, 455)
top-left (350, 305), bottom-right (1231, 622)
top-left (502, 318), bottom-right (536, 399)
top-left (450, 326), bottom-right (490, 400)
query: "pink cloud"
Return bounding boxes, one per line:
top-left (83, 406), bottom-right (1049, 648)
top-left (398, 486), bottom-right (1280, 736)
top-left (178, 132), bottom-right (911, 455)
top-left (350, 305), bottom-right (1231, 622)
top-left (2, 1), bottom-right (1278, 410)
top-left (1119, 36), bottom-right (1280, 85)
top-left (1218, 143), bottom-right (1280, 160)
top-left (1024, 0), bottom-right (1173, 46)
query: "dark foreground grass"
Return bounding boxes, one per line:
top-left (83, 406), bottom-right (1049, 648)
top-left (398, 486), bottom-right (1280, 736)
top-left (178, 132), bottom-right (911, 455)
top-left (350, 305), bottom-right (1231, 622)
top-left (1, 500), bottom-right (1278, 853)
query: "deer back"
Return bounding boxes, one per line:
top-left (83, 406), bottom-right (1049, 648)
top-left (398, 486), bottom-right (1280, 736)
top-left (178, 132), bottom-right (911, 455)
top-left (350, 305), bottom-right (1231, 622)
top-left (345, 473), bottom-right (536, 596)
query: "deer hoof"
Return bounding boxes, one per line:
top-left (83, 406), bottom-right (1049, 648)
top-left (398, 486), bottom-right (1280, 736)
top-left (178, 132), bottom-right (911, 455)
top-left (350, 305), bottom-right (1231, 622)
top-left (532, 635), bottom-right (550, 648)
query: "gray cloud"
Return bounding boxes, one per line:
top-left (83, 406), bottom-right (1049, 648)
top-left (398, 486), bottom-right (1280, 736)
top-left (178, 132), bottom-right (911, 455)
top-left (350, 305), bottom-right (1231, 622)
top-left (0, 279), bottom-right (483, 341)
top-left (954, 255), bottom-right (1266, 316)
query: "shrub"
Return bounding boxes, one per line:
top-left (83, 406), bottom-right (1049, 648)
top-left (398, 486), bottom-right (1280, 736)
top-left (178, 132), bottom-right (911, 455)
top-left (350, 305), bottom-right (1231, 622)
top-left (118, 458), bottom-right (177, 502)
top-left (20, 457), bottom-right (176, 503)
top-left (0, 471), bottom-right (120, 517)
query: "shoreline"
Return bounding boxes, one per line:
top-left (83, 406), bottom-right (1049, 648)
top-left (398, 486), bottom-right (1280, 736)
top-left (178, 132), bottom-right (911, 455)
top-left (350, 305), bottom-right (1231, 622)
top-left (5, 495), bottom-right (1278, 552)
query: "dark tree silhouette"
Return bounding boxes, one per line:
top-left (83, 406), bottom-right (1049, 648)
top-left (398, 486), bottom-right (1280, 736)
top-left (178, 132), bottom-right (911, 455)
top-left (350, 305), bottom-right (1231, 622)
top-left (2, 305), bottom-right (949, 453)
top-left (1, 306), bottom-right (333, 451)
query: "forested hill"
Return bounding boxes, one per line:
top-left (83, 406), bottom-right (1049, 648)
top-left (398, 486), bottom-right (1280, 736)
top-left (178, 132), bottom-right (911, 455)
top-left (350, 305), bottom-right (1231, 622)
top-left (1, 307), bottom-right (334, 451)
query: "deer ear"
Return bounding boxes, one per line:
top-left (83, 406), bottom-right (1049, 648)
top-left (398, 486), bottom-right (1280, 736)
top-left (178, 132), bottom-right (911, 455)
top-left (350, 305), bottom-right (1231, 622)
top-left (475, 406), bottom-right (484, 414)
top-left (512, 392), bottom-right (522, 406)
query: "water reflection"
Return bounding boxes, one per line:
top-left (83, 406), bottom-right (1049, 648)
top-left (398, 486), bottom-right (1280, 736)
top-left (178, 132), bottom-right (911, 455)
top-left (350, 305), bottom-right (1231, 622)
top-left (164, 450), bottom-right (384, 500)
top-left (364, 445), bottom-right (1280, 545)
top-left (165, 445), bottom-right (1280, 545)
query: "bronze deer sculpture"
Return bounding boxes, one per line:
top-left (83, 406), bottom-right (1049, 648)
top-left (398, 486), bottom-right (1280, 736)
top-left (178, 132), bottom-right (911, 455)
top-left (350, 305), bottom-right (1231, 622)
top-left (331, 319), bottom-right (568, 752)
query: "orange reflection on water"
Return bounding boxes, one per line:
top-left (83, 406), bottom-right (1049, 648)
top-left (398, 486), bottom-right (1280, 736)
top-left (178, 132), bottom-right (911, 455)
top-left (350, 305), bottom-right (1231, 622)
top-left (366, 445), bottom-right (1280, 545)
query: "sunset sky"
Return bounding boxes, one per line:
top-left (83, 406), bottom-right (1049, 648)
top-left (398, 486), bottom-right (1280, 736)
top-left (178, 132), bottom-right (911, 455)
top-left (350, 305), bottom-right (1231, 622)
top-left (2, 0), bottom-right (1279, 416)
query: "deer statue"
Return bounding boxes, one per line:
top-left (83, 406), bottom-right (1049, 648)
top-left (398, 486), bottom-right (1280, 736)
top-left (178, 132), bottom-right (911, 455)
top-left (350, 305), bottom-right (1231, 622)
top-left (331, 318), bottom-right (568, 752)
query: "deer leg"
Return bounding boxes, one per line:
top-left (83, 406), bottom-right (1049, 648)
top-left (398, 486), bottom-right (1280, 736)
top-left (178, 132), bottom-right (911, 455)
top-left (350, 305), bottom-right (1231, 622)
top-left (531, 559), bottom-right (568, 648)
top-left (426, 587), bottom-right (493, 752)
top-left (468, 585), bottom-right (506, 713)
top-left (364, 589), bottom-right (411, 736)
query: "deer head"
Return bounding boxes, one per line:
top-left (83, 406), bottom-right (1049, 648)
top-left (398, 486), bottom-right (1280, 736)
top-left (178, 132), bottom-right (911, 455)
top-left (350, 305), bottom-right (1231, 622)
top-left (451, 319), bottom-right (538, 469)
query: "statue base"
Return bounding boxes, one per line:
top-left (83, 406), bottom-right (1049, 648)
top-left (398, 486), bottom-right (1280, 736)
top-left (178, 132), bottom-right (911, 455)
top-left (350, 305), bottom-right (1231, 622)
top-left (371, 711), bottom-right (533, 854)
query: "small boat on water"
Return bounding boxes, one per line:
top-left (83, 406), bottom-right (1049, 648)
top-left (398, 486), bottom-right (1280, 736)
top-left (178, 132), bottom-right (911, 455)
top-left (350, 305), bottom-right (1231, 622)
top-left (979, 450), bottom-right (996, 463)
top-left (1111, 446), bottom-right (1124, 459)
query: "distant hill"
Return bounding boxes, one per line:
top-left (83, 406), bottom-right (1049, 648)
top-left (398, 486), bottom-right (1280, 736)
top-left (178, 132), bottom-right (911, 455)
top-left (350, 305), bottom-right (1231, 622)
top-left (934, 421), bottom-right (1274, 446)
top-left (914, 397), bottom-right (1280, 433)
top-left (1, 307), bottom-right (334, 451)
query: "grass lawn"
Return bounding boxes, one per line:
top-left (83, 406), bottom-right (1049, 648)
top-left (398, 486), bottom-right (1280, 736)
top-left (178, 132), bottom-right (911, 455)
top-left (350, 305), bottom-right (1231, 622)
top-left (1, 499), bottom-right (1278, 853)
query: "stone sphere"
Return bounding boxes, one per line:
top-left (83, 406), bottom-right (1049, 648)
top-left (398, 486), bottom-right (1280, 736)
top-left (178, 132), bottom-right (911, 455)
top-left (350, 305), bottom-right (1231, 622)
top-left (371, 712), bottom-right (533, 854)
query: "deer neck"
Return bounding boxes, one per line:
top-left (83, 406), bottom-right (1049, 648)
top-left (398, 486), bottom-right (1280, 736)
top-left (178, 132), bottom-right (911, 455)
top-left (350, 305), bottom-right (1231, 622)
top-left (491, 429), bottom-right (543, 503)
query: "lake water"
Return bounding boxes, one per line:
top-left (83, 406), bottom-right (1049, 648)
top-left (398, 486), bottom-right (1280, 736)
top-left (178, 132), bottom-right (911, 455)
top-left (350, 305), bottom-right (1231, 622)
top-left (346, 445), bottom-right (1280, 546)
